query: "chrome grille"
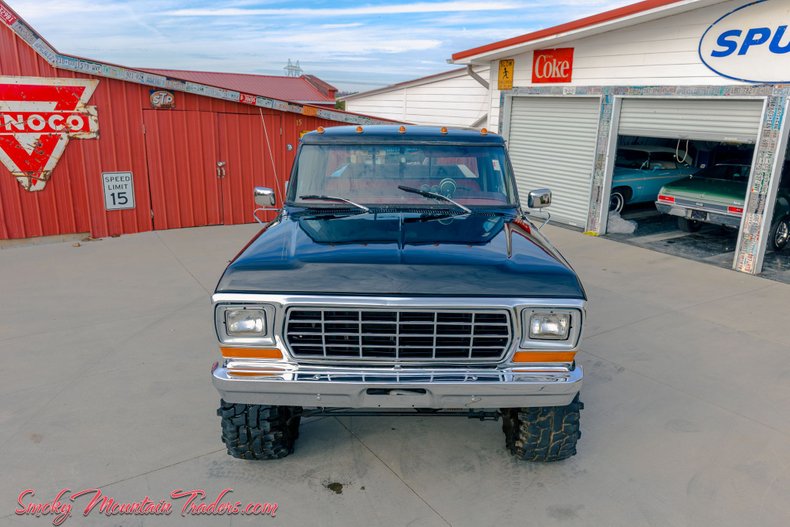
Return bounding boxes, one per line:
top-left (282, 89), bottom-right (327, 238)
top-left (285, 308), bottom-right (512, 362)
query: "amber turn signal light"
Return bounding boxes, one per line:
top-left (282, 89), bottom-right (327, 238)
top-left (512, 351), bottom-right (576, 363)
top-left (220, 347), bottom-right (283, 360)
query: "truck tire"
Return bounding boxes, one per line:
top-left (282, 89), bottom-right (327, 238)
top-left (501, 395), bottom-right (582, 462)
top-left (217, 400), bottom-right (302, 460)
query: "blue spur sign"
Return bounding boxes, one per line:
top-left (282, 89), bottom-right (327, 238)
top-left (699, 0), bottom-right (790, 83)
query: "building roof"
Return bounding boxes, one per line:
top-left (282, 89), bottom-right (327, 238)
top-left (340, 66), bottom-right (489, 101)
top-left (139, 68), bottom-right (337, 105)
top-left (452, 0), bottom-right (713, 62)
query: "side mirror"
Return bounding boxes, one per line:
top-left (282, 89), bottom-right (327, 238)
top-left (527, 188), bottom-right (552, 209)
top-left (254, 187), bottom-right (276, 207)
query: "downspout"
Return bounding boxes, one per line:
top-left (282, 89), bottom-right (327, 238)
top-left (467, 65), bottom-right (489, 89)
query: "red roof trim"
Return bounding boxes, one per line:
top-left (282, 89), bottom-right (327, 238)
top-left (452, 0), bottom-right (685, 60)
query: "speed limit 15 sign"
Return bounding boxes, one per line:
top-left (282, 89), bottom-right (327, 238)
top-left (102, 171), bottom-right (135, 211)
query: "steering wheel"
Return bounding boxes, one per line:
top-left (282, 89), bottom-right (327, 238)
top-left (439, 177), bottom-right (457, 198)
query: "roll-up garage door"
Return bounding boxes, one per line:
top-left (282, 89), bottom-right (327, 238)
top-left (507, 97), bottom-right (600, 228)
top-left (618, 98), bottom-right (764, 143)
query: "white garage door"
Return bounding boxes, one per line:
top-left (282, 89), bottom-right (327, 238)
top-left (507, 96), bottom-right (600, 228)
top-left (618, 98), bottom-right (764, 143)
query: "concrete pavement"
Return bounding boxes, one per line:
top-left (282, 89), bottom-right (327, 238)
top-left (1, 223), bottom-right (788, 527)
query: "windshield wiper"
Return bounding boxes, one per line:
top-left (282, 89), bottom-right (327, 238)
top-left (397, 185), bottom-right (471, 214)
top-left (298, 195), bottom-right (370, 213)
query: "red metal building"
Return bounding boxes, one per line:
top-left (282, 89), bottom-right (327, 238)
top-left (0, 1), bottom-right (388, 241)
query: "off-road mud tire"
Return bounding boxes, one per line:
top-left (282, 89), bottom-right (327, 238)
top-left (218, 401), bottom-right (302, 460)
top-left (502, 395), bottom-right (582, 462)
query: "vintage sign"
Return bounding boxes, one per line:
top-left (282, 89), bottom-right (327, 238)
top-left (101, 171), bottom-right (135, 210)
top-left (497, 59), bottom-right (514, 90)
top-left (149, 89), bottom-right (175, 109)
top-left (532, 48), bottom-right (574, 83)
top-left (699, 0), bottom-right (790, 83)
top-left (0, 76), bottom-right (98, 191)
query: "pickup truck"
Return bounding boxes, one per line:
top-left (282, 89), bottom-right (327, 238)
top-left (211, 125), bottom-right (586, 462)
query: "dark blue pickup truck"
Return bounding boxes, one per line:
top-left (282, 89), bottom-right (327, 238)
top-left (212, 125), bottom-right (586, 462)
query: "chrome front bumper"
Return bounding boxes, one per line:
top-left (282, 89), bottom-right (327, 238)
top-left (212, 364), bottom-right (582, 409)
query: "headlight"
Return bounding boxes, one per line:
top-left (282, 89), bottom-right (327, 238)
top-left (215, 304), bottom-right (276, 344)
top-left (520, 308), bottom-right (580, 349)
top-left (225, 308), bottom-right (266, 336)
top-left (528, 312), bottom-right (570, 340)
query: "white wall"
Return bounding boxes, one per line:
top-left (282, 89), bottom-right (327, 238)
top-left (485, 0), bottom-right (751, 131)
top-left (345, 68), bottom-right (490, 128)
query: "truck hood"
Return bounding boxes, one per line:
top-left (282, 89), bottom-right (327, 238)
top-left (216, 211), bottom-right (585, 299)
top-left (661, 177), bottom-right (746, 205)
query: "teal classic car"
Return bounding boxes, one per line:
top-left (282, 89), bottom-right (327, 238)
top-left (656, 162), bottom-right (790, 251)
top-left (610, 146), bottom-right (696, 213)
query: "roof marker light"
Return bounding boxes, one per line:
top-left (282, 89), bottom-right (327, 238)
top-left (356, 126), bottom-right (364, 133)
top-left (481, 128), bottom-right (488, 135)
top-left (316, 126), bottom-right (325, 134)
top-left (440, 127), bottom-right (448, 134)
top-left (398, 125), bottom-right (406, 134)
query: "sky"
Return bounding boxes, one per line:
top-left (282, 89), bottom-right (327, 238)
top-left (13, 0), bottom-right (631, 93)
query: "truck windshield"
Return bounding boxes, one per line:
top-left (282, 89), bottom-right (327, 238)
top-left (288, 144), bottom-right (517, 208)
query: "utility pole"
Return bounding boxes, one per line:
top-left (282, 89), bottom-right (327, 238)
top-left (283, 59), bottom-right (303, 77)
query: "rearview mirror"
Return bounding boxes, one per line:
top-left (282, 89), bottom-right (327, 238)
top-left (527, 188), bottom-right (552, 209)
top-left (254, 187), bottom-right (276, 207)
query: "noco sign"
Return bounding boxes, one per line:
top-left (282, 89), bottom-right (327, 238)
top-left (699, 0), bottom-right (790, 83)
top-left (0, 76), bottom-right (99, 191)
top-left (532, 48), bottom-right (574, 84)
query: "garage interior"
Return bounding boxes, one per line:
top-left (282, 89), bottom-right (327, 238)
top-left (599, 97), bottom-right (789, 284)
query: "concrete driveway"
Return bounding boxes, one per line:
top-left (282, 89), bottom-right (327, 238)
top-left (1, 224), bottom-right (789, 527)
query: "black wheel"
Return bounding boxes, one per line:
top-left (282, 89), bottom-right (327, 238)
top-left (609, 189), bottom-right (627, 213)
top-left (769, 216), bottom-right (790, 251)
top-left (502, 395), bottom-right (582, 462)
top-left (217, 400), bottom-right (302, 460)
top-left (678, 217), bottom-right (702, 232)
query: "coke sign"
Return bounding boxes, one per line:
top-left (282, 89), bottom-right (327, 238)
top-left (0, 76), bottom-right (99, 191)
top-left (531, 48), bottom-right (574, 84)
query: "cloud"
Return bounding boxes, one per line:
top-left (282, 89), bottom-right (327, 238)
top-left (319, 23), bottom-right (364, 29)
top-left (10, 0), bottom-right (635, 92)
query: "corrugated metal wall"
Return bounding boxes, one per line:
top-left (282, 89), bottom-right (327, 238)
top-left (507, 96), bottom-right (600, 228)
top-left (0, 22), bottom-right (337, 240)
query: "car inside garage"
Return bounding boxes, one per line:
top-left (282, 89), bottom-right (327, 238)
top-left (601, 97), bottom-right (765, 271)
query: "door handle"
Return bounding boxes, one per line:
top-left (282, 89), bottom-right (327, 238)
top-left (216, 161), bottom-right (226, 178)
